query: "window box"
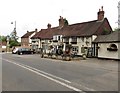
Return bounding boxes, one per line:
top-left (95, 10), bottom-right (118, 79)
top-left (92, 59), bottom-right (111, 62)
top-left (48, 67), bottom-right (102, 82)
top-left (64, 42), bottom-right (69, 44)
top-left (71, 42), bottom-right (77, 44)
top-left (53, 40), bottom-right (58, 42)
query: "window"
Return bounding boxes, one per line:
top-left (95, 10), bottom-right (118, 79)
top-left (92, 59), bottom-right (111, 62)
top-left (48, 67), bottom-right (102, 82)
top-left (53, 36), bottom-right (57, 41)
top-left (86, 37), bottom-right (89, 40)
top-left (58, 36), bottom-right (61, 41)
top-left (53, 35), bottom-right (62, 41)
top-left (32, 41), bottom-right (36, 43)
top-left (72, 46), bottom-right (79, 53)
top-left (64, 38), bottom-right (69, 44)
top-left (71, 37), bottom-right (77, 44)
top-left (81, 37), bottom-right (84, 42)
top-left (107, 44), bottom-right (118, 51)
top-left (45, 40), bottom-right (48, 43)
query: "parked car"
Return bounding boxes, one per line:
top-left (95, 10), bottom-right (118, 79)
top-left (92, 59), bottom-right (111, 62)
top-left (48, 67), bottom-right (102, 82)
top-left (12, 48), bottom-right (19, 54)
top-left (17, 48), bottom-right (34, 55)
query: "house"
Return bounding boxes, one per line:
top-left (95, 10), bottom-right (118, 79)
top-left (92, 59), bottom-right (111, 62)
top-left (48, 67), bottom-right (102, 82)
top-left (93, 31), bottom-right (120, 60)
top-left (31, 6), bottom-right (112, 56)
top-left (21, 29), bottom-right (37, 48)
top-left (0, 41), bottom-right (7, 52)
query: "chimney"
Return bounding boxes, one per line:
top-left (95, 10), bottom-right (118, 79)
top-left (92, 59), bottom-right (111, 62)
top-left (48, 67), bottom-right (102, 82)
top-left (97, 6), bottom-right (105, 21)
top-left (47, 23), bottom-right (51, 29)
top-left (35, 28), bottom-right (38, 32)
top-left (59, 16), bottom-right (64, 27)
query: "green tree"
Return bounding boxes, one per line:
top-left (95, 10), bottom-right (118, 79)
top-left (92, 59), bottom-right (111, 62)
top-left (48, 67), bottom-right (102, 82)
top-left (102, 28), bottom-right (111, 35)
top-left (64, 18), bottom-right (69, 26)
top-left (9, 40), bottom-right (20, 48)
top-left (0, 35), bottom-right (21, 48)
top-left (114, 28), bottom-right (120, 31)
top-left (0, 36), bottom-right (7, 42)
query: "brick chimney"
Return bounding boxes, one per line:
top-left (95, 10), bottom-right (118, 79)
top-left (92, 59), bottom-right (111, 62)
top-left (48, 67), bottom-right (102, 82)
top-left (59, 16), bottom-right (64, 27)
top-left (97, 6), bottom-right (105, 21)
top-left (35, 28), bottom-right (38, 32)
top-left (47, 23), bottom-right (51, 29)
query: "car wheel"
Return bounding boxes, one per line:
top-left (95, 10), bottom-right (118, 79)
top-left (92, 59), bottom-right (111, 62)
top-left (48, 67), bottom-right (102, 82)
top-left (20, 52), bottom-right (23, 55)
top-left (31, 52), bottom-right (33, 54)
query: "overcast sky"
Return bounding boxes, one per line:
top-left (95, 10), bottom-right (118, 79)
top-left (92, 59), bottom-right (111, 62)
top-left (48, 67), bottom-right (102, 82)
top-left (0, 0), bottom-right (119, 37)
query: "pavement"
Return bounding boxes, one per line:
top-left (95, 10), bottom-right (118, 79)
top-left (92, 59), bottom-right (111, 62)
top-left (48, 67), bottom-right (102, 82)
top-left (75, 58), bottom-right (119, 72)
top-left (36, 53), bottom-right (119, 72)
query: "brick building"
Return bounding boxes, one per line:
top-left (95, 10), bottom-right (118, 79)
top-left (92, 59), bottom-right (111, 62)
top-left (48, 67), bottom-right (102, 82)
top-left (21, 29), bottom-right (37, 48)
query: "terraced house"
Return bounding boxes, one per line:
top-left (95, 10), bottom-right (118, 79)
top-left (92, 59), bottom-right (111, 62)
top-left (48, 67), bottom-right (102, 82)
top-left (31, 6), bottom-right (112, 56)
top-left (21, 29), bottom-right (37, 48)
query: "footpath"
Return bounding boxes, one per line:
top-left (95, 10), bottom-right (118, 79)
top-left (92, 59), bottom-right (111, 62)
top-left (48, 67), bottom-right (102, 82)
top-left (73, 58), bottom-right (119, 72)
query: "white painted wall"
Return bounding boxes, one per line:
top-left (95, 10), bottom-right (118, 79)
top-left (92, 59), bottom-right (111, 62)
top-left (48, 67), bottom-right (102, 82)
top-left (2, 45), bottom-right (6, 48)
top-left (69, 36), bottom-right (92, 55)
top-left (29, 32), bottom-right (37, 44)
top-left (98, 43), bottom-right (120, 59)
top-left (37, 35), bottom-right (94, 55)
top-left (40, 39), bottom-right (52, 53)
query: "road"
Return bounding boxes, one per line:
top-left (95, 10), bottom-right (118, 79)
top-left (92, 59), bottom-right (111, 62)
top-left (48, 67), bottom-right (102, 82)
top-left (1, 53), bottom-right (118, 92)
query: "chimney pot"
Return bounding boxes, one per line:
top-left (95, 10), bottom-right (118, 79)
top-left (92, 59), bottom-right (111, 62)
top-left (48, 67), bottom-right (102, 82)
top-left (35, 28), bottom-right (37, 32)
top-left (99, 9), bottom-right (100, 12)
top-left (101, 6), bottom-right (103, 11)
top-left (97, 6), bottom-right (105, 21)
top-left (59, 16), bottom-right (64, 28)
top-left (47, 23), bottom-right (51, 29)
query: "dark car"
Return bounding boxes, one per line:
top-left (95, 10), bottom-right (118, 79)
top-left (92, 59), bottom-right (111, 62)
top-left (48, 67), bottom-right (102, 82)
top-left (17, 48), bottom-right (34, 55)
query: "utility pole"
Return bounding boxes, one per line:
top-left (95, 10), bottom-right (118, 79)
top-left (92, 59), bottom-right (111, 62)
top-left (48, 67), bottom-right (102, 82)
top-left (11, 21), bottom-right (17, 41)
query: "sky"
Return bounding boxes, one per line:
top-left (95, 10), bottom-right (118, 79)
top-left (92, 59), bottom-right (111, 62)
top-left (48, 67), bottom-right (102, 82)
top-left (0, 0), bottom-right (119, 37)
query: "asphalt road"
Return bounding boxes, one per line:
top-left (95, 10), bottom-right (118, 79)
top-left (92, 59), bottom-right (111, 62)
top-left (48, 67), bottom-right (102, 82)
top-left (1, 53), bottom-right (118, 92)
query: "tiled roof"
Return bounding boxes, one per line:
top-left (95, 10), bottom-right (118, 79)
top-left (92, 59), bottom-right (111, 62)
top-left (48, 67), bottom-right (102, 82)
top-left (31, 18), bottom-right (112, 39)
top-left (93, 31), bottom-right (120, 43)
top-left (21, 31), bottom-right (36, 38)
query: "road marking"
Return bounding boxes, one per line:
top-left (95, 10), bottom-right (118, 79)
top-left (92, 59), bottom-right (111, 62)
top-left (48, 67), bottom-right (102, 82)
top-left (21, 64), bottom-right (71, 83)
top-left (3, 59), bottom-right (84, 92)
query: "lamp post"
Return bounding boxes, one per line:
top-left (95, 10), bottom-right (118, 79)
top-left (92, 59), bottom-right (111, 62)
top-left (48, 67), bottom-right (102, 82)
top-left (11, 21), bottom-right (17, 40)
top-left (11, 21), bottom-right (16, 29)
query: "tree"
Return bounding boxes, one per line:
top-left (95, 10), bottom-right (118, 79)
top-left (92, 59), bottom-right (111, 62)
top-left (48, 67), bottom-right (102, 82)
top-left (0, 35), bottom-right (20, 48)
top-left (64, 18), bottom-right (69, 26)
top-left (114, 28), bottom-right (120, 31)
top-left (9, 39), bottom-right (21, 48)
top-left (0, 36), bottom-right (7, 42)
top-left (102, 28), bottom-right (111, 35)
